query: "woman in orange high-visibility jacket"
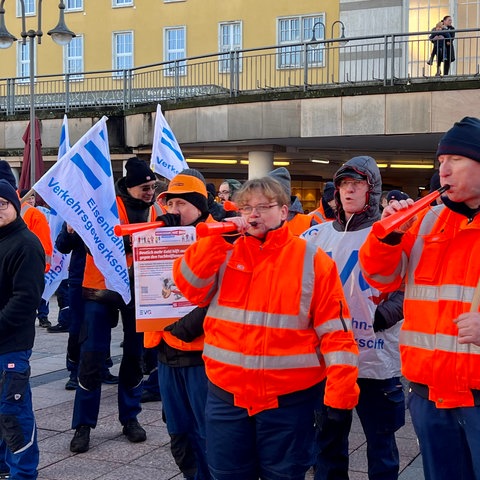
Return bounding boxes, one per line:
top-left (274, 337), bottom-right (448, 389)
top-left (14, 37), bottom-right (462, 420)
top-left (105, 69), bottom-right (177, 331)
top-left (359, 117), bottom-right (480, 480)
top-left (174, 176), bottom-right (359, 480)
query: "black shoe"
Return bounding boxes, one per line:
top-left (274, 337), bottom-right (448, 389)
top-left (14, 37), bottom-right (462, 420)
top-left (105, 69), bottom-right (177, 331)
top-left (65, 378), bottom-right (78, 390)
top-left (38, 317), bottom-right (52, 328)
top-left (140, 390), bottom-right (161, 403)
top-left (102, 372), bottom-right (119, 384)
top-left (122, 419), bottom-right (146, 443)
top-left (70, 426), bottom-right (90, 453)
top-left (47, 323), bottom-right (69, 333)
top-left (426, 59), bottom-right (433, 65)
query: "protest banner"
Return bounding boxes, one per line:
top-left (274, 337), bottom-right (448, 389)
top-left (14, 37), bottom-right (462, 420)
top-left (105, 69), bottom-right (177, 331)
top-left (132, 225), bottom-right (196, 331)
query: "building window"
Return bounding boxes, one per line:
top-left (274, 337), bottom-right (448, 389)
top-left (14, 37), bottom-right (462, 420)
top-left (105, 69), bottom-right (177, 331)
top-left (17, 0), bottom-right (35, 16)
top-left (17, 40), bottom-right (34, 81)
top-left (278, 14), bottom-right (324, 68)
top-left (113, 31), bottom-right (134, 76)
top-left (66, 0), bottom-right (83, 11)
top-left (64, 35), bottom-right (84, 79)
top-left (113, 0), bottom-right (133, 7)
top-left (164, 27), bottom-right (186, 76)
top-left (219, 21), bottom-right (242, 73)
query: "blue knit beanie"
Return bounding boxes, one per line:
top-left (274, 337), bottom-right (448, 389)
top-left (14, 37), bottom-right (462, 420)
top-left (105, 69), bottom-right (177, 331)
top-left (436, 117), bottom-right (480, 162)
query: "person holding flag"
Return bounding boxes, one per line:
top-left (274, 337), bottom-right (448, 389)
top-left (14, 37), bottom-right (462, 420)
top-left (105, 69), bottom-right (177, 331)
top-left (69, 156), bottom-right (163, 453)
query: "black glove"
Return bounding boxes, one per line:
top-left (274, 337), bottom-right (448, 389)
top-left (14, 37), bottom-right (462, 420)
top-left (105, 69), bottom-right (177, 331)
top-left (155, 213), bottom-right (181, 227)
top-left (326, 406), bottom-right (353, 423)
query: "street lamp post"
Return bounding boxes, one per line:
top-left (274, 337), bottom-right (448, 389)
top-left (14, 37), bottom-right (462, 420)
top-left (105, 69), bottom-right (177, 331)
top-left (0, 0), bottom-right (75, 188)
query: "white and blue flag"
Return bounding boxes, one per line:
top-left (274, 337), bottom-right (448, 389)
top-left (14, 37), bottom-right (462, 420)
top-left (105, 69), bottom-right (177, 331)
top-left (151, 104), bottom-right (189, 180)
top-left (42, 115), bottom-right (72, 301)
top-left (34, 116), bottom-right (131, 304)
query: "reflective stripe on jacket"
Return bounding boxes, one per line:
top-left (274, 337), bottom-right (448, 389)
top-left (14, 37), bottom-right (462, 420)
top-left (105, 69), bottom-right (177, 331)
top-left (174, 223), bottom-right (359, 415)
top-left (359, 205), bottom-right (480, 408)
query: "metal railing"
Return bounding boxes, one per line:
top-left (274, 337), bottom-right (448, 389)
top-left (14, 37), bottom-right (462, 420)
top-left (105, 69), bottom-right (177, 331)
top-left (1, 28), bottom-right (479, 115)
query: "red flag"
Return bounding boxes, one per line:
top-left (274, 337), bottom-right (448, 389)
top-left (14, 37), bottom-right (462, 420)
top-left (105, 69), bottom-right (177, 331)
top-left (19, 118), bottom-right (44, 190)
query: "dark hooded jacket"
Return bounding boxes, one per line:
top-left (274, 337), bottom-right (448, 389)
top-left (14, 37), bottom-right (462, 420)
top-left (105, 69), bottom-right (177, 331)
top-left (333, 155), bottom-right (382, 232)
top-left (333, 156), bottom-right (404, 332)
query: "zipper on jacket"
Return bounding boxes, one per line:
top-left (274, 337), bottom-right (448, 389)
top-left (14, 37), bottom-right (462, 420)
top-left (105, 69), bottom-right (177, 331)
top-left (339, 300), bottom-right (348, 332)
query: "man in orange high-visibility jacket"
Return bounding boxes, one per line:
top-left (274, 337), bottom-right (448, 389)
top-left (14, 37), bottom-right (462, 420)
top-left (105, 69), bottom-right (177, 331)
top-left (174, 175), bottom-right (359, 480)
top-left (70, 157), bottom-right (161, 455)
top-left (359, 117), bottom-right (480, 480)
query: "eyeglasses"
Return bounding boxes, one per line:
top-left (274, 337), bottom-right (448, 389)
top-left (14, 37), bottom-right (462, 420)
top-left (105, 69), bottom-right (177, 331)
top-left (217, 190), bottom-right (230, 196)
top-left (139, 183), bottom-right (158, 192)
top-left (0, 200), bottom-right (9, 210)
top-left (338, 179), bottom-right (368, 189)
top-left (238, 203), bottom-right (279, 214)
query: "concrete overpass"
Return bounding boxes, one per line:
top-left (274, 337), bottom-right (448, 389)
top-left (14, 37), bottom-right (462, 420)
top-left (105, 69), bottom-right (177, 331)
top-left (1, 78), bottom-right (479, 199)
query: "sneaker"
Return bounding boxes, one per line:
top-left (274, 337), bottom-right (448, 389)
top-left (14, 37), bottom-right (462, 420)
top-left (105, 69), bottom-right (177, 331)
top-left (102, 372), bottom-right (119, 384)
top-left (140, 390), bottom-right (161, 403)
top-left (70, 426), bottom-right (90, 453)
top-left (38, 317), bottom-right (52, 328)
top-left (426, 59), bottom-right (432, 65)
top-left (65, 378), bottom-right (78, 391)
top-left (122, 419), bottom-right (146, 443)
top-left (47, 323), bottom-right (69, 333)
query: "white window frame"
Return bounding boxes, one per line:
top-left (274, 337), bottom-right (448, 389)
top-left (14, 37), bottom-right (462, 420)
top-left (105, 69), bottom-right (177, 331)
top-left (65, 0), bottom-right (84, 12)
top-left (218, 21), bottom-right (243, 73)
top-left (16, 40), bottom-right (35, 82)
top-left (164, 26), bottom-right (186, 76)
top-left (64, 35), bottom-right (84, 80)
top-left (277, 14), bottom-right (325, 69)
top-left (16, 0), bottom-right (35, 16)
top-left (113, 31), bottom-right (134, 77)
top-left (112, 0), bottom-right (133, 7)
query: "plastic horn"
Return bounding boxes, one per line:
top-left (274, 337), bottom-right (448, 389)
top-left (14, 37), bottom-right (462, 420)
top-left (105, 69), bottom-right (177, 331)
top-left (223, 200), bottom-right (238, 211)
top-left (114, 220), bottom-right (165, 236)
top-left (372, 185), bottom-right (450, 239)
top-left (196, 221), bottom-right (237, 237)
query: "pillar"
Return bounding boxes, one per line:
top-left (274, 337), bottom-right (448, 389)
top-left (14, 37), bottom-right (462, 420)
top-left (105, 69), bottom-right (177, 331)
top-left (247, 151), bottom-right (274, 179)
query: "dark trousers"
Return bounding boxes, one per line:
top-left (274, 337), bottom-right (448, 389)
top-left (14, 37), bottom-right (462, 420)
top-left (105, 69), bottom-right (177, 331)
top-left (408, 391), bottom-right (480, 480)
top-left (206, 387), bottom-right (316, 480)
top-left (158, 363), bottom-right (210, 480)
top-left (71, 300), bottom-right (143, 428)
top-left (315, 377), bottom-right (405, 480)
top-left (0, 351), bottom-right (39, 480)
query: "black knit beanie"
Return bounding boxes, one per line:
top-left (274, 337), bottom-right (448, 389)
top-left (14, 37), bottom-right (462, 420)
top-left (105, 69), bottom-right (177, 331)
top-left (125, 157), bottom-right (156, 187)
top-left (323, 182), bottom-right (335, 203)
top-left (0, 160), bottom-right (17, 188)
top-left (0, 179), bottom-right (20, 215)
top-left (436, 117), bottom-right (480, 162)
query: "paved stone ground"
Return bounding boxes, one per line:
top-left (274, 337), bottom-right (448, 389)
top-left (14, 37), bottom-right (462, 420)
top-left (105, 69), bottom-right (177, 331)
top-left (28, 300), bottom-right (423, 480)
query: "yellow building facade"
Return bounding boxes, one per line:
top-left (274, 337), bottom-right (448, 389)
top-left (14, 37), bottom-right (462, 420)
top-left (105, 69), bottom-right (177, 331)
top-left (0, 1), bottom-right (340, 78)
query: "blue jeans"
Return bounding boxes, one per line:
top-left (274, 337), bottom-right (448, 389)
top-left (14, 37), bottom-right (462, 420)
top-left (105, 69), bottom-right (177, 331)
top-left (315, 377), bottom-right (405, 480)
top-left (408, 390), bottom-right (480, 480)
top-left (0, 350), bottom-right (39, 480)
top-left (72, 300), bottom-right (143, 428)
top-left (206, 387), bottom-right (316, 480)
top-left (158, 363), bottom-right (210, 480)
